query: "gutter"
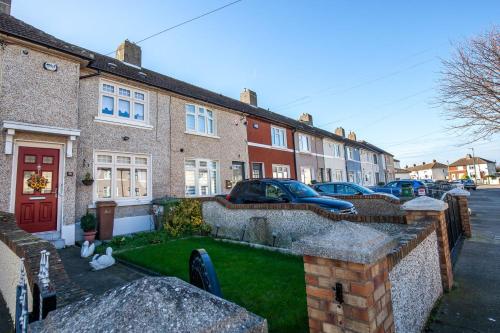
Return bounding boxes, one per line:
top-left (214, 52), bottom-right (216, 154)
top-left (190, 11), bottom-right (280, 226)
top-left (79, 70), bottom-right (101, 80)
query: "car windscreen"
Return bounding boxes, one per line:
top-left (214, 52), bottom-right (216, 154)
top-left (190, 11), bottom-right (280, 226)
top-left (350, 184), bottom-right (374, 194)
top-left (282, 182), bottom-right (319, 198)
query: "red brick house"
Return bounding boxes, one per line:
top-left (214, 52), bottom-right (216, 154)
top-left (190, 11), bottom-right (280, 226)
top-left (241, 89), bottom-right (296, 179)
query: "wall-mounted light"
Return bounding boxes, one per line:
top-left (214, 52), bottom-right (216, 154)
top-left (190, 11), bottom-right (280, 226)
top-left (122, 136), bottom-right (130, 141)
top-left (43, 62), bottom-right (58, 72)
top-left (180, 148), bottom-right (184, 153)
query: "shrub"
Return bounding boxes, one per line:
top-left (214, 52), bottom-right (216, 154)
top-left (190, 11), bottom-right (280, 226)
top-left (80, 212), bottom-right (96, 232)
top-left (164, 199), bottom-right (211, 237)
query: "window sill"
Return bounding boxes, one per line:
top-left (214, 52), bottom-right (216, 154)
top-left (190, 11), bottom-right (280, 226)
top-left (184, 131), bottom-right (220, 139)
top-left (88, 198), bottom-right (152, 208)
top-left (94, 116), bottom-right (153, 130)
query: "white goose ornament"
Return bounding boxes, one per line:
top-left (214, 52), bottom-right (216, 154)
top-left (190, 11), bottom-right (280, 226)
top-left (80, 241), bottom-right (95, 258)
top-left (90, 247), bottom-right (115, 271)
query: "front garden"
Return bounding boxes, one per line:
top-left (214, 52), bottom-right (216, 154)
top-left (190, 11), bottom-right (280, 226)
top-left (92, 198), bottom-right (308, 332)
top-left (113, 236), bottom-right (308, 333)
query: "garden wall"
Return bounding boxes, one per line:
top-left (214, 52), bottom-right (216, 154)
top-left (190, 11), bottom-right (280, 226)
top-left (0, 212), bottom-right (89, 322)
top-left (389, 231), bottom-right (442, 333)
top-left (337, 195), bottom-right (404, 216)
top-left (201, 197), bottom-right (405, 248)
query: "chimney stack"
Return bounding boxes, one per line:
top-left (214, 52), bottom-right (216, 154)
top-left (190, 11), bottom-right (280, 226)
top-left (348, 131), bottom-right (357, 141)
top-left (335, 127), bottom-right (345, 138)
top-left (116, 40), bottom-right (142, 67)
top-left (0, 0), bottom-right (11, 15)
top-left (298, 113), bottom-right (313, 126)
top-left (240, 88), bottom-right (257, 107)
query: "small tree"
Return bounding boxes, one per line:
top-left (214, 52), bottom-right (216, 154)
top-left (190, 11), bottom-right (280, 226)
top-left (438, 27), bottom-right (500, 142)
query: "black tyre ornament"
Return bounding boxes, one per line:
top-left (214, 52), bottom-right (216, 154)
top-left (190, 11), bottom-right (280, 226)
top-left (189, 249), bottom-right (223, 298)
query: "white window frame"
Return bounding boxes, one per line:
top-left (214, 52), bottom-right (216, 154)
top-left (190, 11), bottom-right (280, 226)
top-left (97, 80), bottom-right (150, 127)
top-left (300, 166), bottom-right (314, 184)
top-left (298, 134), bottom-right (311, 152)
top-left (272, 164), bottom-right (290, 179)
top-left (271, 126), bottom-right (287, 148)
top-left (184, 159), bottom-right (219, 197)
top-left (251, 162), bottom-right (265, 179)
top-left (93, 151), bottom-right (152, 205)
top-left (334, 143), bottom-right (342, 158)
top-left (185, 103), bottom-right (217, 137)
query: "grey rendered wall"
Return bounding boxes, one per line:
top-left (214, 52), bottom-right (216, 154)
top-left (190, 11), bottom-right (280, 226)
top-left (0, 43), bottom-right (79, 222)
top-left (169, 96), bottom-right (249, 197)
top-left (75, 73), bottom-right (171, 220)
top-left (389, 231), bottom-right (442, 333)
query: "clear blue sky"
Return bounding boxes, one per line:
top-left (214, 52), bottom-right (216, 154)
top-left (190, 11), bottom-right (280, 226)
top-left (12, 0), bottom-right (500, 167)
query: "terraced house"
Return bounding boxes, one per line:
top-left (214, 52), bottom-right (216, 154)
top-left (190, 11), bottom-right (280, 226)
top-left (0, 8), bottom-right (395, 247)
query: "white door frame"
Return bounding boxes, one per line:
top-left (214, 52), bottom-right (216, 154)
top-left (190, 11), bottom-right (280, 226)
top-left (9, 139), bottom-right (66, 234)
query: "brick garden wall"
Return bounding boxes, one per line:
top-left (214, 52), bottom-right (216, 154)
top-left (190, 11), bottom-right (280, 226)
top-left (0, 212), bottom-right (89, 322)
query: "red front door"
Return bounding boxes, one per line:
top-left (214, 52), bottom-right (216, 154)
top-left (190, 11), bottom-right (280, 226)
top-left (15, 147), bottom-right (59, 233)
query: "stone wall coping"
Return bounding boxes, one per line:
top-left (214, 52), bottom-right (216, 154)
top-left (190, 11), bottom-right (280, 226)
top-left (402, 196), bottom-right (448, 212)
top-left (30, 277), bottom-right (268, 333)
top-left (201, 197), bottom-right (407, 224)
top-left (446, 188), bottom-right (471, 197)
top-left (323, 193), bottom-right (401, 204)
top-left (291, 221), bottom-right (398, 264)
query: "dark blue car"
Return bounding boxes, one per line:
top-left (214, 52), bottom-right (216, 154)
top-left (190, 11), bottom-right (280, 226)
top-left (369, 180), bottom-right (427, 197)
top-left (227, 179), bottom-right (357, 214)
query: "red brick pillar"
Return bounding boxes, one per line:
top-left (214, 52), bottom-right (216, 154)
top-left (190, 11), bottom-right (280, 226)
top-left (447, 189), bottom-right (472, 238)
top-left (403, 196), bottom-right (453, 291)
top-left (304, 256), bottom-right (394, 333)
top-left (294, 222), bottom-right (396, 333)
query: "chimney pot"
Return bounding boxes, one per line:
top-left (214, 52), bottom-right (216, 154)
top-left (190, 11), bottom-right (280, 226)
top-left (240, 88), bottom-right (257, 107)
top-left (413, 163), bottom-right (417, 167)
top-left (433, 159), bottom-right (436, 162)
top-left (422, 162), bottom-right (426, 165)
top-left (335, 127), bottom-right (345, 138)
top-left (116, 40), bottom-right (142, 67)
top-left (0, 0), bottom-right (11, 15)
top-left (299, 113), bottom-right (313, 126)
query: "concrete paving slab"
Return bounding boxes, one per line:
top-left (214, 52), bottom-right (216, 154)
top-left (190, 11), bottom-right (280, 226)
top-left (57, 246), bottom-right (148, 297)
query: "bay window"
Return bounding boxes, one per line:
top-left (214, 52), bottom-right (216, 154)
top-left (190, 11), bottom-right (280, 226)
top-left (185, 104), bottom-right (216, 136)
top-left (185, 159), bottom-right (219, 196)
top-left (94, 152), bottom-right (151, 202)
top-left (99, 80), bottom-right (148, 124)
top-left (272, 164), bottom-right (290, 179)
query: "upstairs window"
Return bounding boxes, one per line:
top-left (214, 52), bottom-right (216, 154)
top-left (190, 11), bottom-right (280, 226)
top-left (298, 134), bottom-right (311, 152)
top-left (99, 81), bottom-right (148, 124)
top-left (185, 104), bottom-right (216, 136)
top-left (271, 126), bottom-right (286, 148)
top-left (334, 144), bottom-right (342, 158)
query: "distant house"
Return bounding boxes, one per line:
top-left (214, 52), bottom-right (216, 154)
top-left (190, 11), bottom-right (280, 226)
top-left (449, 154), bottom-right (496, 182)
top-left (407, 160), bottom-right (448, 180)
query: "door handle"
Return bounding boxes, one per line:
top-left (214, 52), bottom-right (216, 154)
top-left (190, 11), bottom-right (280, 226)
top-left (53, 186), bottom-right (58, 197)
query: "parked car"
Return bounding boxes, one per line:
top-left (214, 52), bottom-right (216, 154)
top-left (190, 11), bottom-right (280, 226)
top-left (450, 180), bottom-right (465, 190)
top-left (369, 180), bottom-right (427, 197)
top-left (311, 182), bottom-right (399, 201)
top-left (226, 179), bottom-right (357, 214)
top-left (461, 179), bottom-right (477, 190)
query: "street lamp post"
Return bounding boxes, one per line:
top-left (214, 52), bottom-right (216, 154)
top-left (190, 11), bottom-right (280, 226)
top-left (469, 148), bottom-right (478, 182)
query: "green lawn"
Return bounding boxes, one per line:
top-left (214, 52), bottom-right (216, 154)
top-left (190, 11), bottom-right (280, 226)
top-left (117, 237), bottom-right (308, 333)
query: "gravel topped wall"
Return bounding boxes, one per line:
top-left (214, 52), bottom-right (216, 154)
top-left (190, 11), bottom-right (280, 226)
top-left (389, 231), bottom-right (442, 333)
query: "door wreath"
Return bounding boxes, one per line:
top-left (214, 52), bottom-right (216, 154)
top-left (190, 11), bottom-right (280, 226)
top-left (27, 174), bottom-right (48, 192)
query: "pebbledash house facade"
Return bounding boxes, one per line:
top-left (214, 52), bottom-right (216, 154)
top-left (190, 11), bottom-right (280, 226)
top-left (0, 11), bottom-right (395, 247)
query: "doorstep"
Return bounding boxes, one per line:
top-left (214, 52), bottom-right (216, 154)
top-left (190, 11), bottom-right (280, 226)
top-left (34, 231), bottom-right (66, 249)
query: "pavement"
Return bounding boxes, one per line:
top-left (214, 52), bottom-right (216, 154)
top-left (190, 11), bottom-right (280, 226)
top-left (428, 185), bottom-right (500, 333)
top-left (57, 246), bottom-right (148, 297)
